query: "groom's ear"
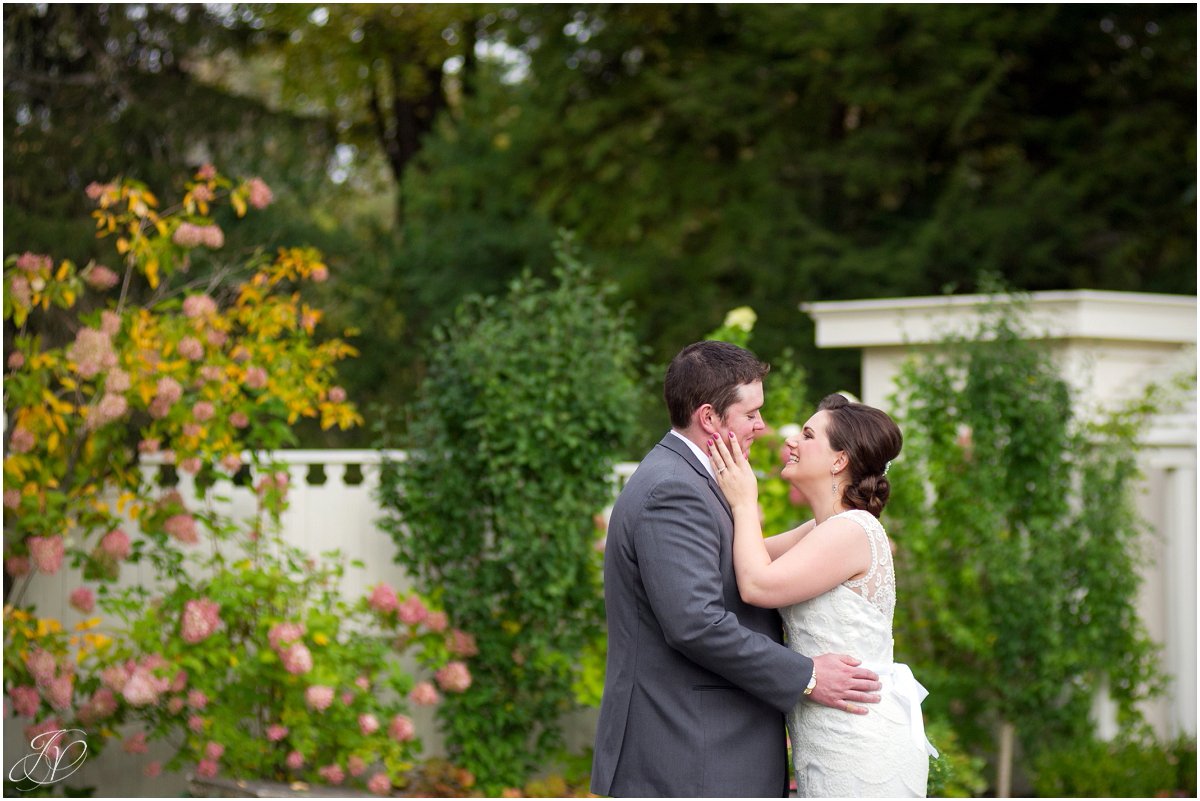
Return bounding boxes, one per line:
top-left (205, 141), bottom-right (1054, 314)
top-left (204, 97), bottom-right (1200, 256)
top-left (694, 403), bottom-right (719, 434)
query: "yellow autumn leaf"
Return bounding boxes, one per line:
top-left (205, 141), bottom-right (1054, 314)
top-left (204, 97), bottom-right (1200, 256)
top-left (116, 238), bottom-right (130, 254)
top-left (232, 193), bottom-right (247, 218)
top-left (55, 262), bottom-right (69, 281)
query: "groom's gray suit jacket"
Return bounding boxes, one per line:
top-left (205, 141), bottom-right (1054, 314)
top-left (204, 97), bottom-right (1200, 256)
top-left (590, 433), bottom-right (814, 797)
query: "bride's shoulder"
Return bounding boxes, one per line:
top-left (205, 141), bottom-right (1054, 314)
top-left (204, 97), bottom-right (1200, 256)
top-left (822, 509), bottom-right (884, 538)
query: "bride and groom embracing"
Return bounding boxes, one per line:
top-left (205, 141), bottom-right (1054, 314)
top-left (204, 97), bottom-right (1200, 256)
top-left (591, 340), bottom-right (937, 798)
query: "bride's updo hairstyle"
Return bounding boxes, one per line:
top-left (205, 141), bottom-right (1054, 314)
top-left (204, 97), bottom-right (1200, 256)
top-left (818, 393), bottom-right (902, 518)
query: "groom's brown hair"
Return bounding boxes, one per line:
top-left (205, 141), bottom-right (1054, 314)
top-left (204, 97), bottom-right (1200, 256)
top-left (664, 341), bottom-right (770, 429)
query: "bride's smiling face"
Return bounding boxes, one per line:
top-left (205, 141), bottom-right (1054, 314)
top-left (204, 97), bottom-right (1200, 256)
top-left (780, 410), bottom-right (843, 484)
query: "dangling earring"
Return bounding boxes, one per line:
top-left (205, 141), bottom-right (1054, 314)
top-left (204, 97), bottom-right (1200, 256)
top-left (831, 468), bottom-right (839, 497)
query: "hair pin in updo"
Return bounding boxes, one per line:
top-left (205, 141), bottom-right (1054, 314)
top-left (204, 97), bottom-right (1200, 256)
top-left (882, 460), bottom-right (892, 476)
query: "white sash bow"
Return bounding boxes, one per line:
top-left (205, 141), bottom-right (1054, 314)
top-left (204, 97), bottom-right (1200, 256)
top-left (863, 661), bottom-right (939, 758)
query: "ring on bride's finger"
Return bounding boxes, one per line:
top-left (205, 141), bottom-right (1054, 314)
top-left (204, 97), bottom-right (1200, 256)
top-left (717, 467), bottom-right (726, 473)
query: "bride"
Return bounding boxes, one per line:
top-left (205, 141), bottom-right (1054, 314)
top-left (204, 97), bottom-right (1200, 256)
top-left (708, 393), bottom-right (937, 797)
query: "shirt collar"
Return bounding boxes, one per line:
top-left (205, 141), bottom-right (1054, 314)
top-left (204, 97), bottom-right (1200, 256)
top-left (669, 429), bottom-right (715, 479)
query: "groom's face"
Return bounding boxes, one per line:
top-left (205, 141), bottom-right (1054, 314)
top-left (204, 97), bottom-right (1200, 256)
top-left (716, 380), bottom-right (766, 457)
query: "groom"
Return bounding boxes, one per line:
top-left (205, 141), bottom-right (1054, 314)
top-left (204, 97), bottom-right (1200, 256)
top-left (591, 340), bottom-right (882, 797)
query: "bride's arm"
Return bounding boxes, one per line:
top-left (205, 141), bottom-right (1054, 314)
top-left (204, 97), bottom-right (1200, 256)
top-left (764, 520), bottom-right (815, 560)
top-left (710, 432), bottom-right (869, 609)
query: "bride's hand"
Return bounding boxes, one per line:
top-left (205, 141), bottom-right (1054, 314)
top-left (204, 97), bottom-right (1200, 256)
top-left (708, 431), bottom-right (758, 509)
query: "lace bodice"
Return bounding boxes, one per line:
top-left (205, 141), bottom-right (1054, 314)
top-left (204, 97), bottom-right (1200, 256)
top-left (841, 509), bottom-right (896, 623)
top-left (782, 509), bottom-right (929, 797)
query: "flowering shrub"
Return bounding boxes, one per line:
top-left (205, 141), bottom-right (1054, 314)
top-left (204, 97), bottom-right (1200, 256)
top-left (4, 167), bottom-right (359, 602)
top-left (94, 499), bottom-right (478, 792)
top-left (2, 170), bottom-right (485, 792)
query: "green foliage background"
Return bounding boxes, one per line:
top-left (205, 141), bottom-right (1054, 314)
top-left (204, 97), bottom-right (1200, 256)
top-left (885, 292), bottom-right (1170, 790)
top-left (5, 4), bottom-right (1194, 448)
top-left (375, 245), bottom-right (641, 792)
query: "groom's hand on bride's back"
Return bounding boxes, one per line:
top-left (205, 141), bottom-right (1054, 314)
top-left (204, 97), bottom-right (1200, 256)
top-left (808, 654), bottom-right (882, 715)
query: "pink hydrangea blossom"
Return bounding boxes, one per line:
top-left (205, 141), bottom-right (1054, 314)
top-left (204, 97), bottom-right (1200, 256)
top-left (69, 327), bottom-right (117, 379)
top-left (179, 457), bottom-right (203, 476)
top-left (192, 184), bottom-right (215, 203)
top-left (123, 732), bottom-right (149, 754)
top-left (367, 583), bottom-right (398, 613)
top-left (341, 690), bottom-right (355, 706)
top-left (167, 696), bottom-right (185, 714)
top-left (9, 275), bottom-right (32, 307)
top-left (183, 294), bottom-right (218, 318)
top-left (220, 453), bottom-right (243, 473)
top-left (192, 400), bottom-right (215, 422)
top-left (28, 536), bottom-right (64, 574)
top-left (6, 554), bottom-right (30, 575)
top-left (171, 669), bottom-right (188, 693)
top-left (138, 438), bottom-right (161, 454)
top-left (311, 265), bottom-right (329, 282)
top-left (174, 220), bottom-right (225, 248)
top-left (396, 595), bottom-right (428, 625)
top-left (355, 676), bottom-right (371, 691)
top-left (268, 622), bottom-right (305, 650)
top-left (99, 310), bottom-right (121, 336)
top-left (88, 393), bottom-right (129, 429)
top-left (318, 764), bottom-right (345, 786)
top-left (24, 716), bottom-right (63, 745)
top-left (69, 587), bottom-right (95, 614)
top-left (100, 665), bottom-right (128, 693)
top-left (84, 264), bottom-right (120, 291)
top-left (122, 670), bottom-right (161, 707)
top-left (266, 724), bottom-right (288, 742)
top-left (183, 423), bottom-right (203, 438)
top-left (187, 689), bottom-right (209, 710)
top-left (286, 751), bottom-right (305, 770)
top-left (435, 661), bottom-right (472, 693)
top-left (9, 686), bottom-right (40, 718)
top-left (447, 629), bottom-right (479, 657)
top-left (181, 598), bottom-right (221, 643)
top-left (85, 182), bottom-right (111, 200)
top-left (44, 675), bottom-right (73, 711)
top-left (244, 366), bottom-right (269, 390)
top-left (155, 376), bottom-right (184, 404)
top-left (15, 253), bottom-right (52, 273)
top-left (328, 386), bottom-right (347, 403)
top-left (348, 755), bottom-right (367, 777)
top-left (206, 329), bottom-right (228, 347)
top-left (358, 713), bottom-right (380, 736)
top-left (205, 742), bottom-right (225, 761)
top-left (305, 685), bottom-right (334, 711)
top-left (409, 681), bottom-right (440, 706)
top-left (101, 529), bottom-right (132, 560)
top-left (78, 687), bottom-right (117, 725)
top-left (196, 759), bottom-right (219, 779)
top-left (229, 411), bottom-right (250, 429)
top-left (280, 642), bottom-right (313, 675)
top-left (425, 611), bottom-right (448, 633)
top-left (25, 649), bottom-right (57, 684)
top-left (178, 336), bottom-right (204, 361)
top-left (7, 351), bottom-right (24, 370)
top-left (144, 762), bottom-right (162, 778)
top-left (9, 427), bottom-right (35, 454)
top-left (189, 714), bottom-right (205, 733)
top-left (199, 365), bottom-right (225, 383)
top-left (105, 368), bottom-right (131, 392)
top-left (367, 772), bottom-right (391, 796)
top-left (196, 163), bottom-right (217, 180)
top-left (389, 714), bottom-right (415, 742)
top-left (165, 514), bottom-right (199, 544)
top-left (246, 177), bottom-right (274, 209)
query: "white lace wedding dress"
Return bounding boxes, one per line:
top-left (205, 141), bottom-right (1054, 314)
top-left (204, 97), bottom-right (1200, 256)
top-left (783, 509), bottom-right (936, 797)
